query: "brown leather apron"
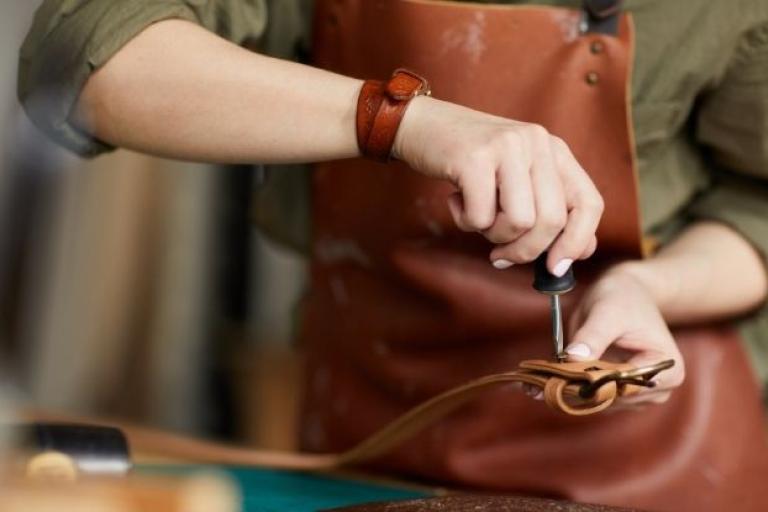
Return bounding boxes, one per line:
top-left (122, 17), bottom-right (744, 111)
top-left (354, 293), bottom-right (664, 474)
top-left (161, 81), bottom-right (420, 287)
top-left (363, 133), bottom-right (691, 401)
top-left (302, 1), bottom-right (768, 510)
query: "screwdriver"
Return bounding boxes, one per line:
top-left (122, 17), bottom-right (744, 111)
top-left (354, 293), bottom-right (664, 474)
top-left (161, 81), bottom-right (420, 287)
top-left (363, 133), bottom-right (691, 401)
top-left (533, 252), bottom-right (575, 362)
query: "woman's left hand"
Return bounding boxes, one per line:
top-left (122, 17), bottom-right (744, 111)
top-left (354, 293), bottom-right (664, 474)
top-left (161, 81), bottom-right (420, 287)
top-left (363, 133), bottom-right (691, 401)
top-left (563, 268), bottom-right (685, 405)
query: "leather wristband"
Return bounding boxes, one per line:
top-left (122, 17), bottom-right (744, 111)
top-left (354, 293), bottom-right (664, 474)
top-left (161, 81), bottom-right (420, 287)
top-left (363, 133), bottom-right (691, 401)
top-left (356, 69), bottom-right (431, 162)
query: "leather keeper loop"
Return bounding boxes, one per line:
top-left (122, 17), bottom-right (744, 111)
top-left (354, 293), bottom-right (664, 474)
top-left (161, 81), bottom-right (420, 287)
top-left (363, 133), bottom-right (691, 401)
top-left (356, 69), bottom-right (431, 162)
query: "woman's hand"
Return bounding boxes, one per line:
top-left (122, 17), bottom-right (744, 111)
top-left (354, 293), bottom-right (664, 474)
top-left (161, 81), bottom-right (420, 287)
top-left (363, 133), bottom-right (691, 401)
top-left (395, 96), bottom-right (604, 277)
top-left (524, 220), bottom-right (768, 406)
top-left (563, 268), bottom-right (685, 404)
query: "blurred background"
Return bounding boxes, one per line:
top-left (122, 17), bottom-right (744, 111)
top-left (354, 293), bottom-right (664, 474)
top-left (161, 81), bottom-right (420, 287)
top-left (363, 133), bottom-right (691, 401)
top-left (0, 1), bottom-right (307, 449)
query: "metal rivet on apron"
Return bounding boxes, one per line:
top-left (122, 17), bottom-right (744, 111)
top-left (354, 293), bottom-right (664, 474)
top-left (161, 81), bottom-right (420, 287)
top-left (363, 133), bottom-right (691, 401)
top-left (585, 72), bottom-right (600, 85)
top-left (590, 40), bottom-right (605, 54)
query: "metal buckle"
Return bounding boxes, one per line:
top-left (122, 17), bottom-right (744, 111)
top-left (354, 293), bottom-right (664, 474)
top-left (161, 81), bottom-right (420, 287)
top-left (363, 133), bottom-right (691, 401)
top-left (578, 359), bottom-right (675, 399)
top-left (390, 68), bottom-right (432, 98)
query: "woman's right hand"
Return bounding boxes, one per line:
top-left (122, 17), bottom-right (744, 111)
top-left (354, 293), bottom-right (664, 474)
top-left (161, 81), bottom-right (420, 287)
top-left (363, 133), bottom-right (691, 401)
top-left (394, 96), bottom-right (604, 277)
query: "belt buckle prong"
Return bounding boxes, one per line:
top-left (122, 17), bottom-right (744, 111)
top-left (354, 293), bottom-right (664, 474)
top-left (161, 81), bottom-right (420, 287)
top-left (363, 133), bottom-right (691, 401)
top-left (578, 359), bottom-right (675, 399)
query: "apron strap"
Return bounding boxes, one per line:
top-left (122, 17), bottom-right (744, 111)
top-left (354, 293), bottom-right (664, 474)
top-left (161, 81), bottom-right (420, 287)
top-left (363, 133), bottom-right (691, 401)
top-left (582, 0), bottom-right (623, 35)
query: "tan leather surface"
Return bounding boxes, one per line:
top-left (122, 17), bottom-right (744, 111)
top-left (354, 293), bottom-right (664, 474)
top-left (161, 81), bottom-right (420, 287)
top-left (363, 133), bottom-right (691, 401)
top-left (304, 1), bottom-right (768, 510)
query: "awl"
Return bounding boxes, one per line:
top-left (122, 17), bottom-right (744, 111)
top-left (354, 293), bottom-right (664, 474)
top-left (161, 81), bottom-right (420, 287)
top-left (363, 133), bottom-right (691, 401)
top-left (533, 252), bottom-right (575, 362)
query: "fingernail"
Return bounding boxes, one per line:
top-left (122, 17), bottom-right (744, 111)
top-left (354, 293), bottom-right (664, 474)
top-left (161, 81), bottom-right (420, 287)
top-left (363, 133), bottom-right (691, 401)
top-left (566, 343), bottom-right (591, 359)
top-left (492, 259), bottom-right (514, 270)
top-left (533, 391), bottom-right (544, 401)
top-left (553, 258), bottom-right (573, 278)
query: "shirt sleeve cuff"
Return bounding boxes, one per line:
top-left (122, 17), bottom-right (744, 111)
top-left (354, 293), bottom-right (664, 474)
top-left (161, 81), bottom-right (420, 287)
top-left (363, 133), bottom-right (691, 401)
top-left (18, 2), bottom-right (200, 157)
top-left (687, 176), bottom-right (768, 300)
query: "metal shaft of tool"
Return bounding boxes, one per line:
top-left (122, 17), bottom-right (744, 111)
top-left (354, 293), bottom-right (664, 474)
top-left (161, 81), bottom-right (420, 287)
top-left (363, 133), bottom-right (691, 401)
top-left (550, 294), bottom-right (565, 361)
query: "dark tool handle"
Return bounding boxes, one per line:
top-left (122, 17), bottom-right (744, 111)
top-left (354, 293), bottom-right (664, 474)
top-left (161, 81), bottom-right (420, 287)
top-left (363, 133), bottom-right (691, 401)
top-left (9, 423), bottom-right (132, 476)
top-left (533, 252), bottom-right (575, 294)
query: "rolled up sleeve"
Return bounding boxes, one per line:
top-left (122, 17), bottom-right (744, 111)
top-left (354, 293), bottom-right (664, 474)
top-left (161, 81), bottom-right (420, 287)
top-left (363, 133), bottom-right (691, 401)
top-left (689, 22), bottom-right (768, 271)
top-left (17, 0), bottom-right (268, 157)
top-left (688, 21), bottom-right (768, 387)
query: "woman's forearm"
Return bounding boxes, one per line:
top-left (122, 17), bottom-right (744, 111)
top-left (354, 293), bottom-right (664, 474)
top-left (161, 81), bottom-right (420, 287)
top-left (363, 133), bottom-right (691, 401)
top-left (76, 19), bottom-right (361, 163)
top-left (610, 221), bottom-right (768, 326)
top-left (73, 17), bottom-right (609, 275)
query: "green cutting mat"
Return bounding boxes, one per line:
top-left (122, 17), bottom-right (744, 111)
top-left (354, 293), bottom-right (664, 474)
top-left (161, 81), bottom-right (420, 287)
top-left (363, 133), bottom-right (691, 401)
top-left (139, 465), bottom-right (430, 512)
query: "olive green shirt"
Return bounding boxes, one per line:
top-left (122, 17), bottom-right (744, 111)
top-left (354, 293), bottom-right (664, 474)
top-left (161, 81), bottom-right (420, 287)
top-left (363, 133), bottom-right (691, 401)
top-left (18, 0), bottom-right (768, 387)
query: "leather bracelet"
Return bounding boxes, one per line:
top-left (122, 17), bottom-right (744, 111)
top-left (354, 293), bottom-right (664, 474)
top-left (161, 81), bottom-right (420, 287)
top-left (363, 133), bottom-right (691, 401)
top-left (356, 69), bottom-right (431, 162)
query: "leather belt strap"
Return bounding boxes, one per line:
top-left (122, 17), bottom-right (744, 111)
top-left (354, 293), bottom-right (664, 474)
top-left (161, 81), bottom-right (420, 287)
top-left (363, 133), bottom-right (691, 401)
top-left (25, 359), bottom-right (673, 472)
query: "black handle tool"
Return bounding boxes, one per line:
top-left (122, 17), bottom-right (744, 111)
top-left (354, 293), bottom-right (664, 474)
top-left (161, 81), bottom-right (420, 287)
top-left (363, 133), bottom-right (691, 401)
top-left (533, 252), bottom-right (575, 362)
top-left (5, 423), bottom-right (132, 479)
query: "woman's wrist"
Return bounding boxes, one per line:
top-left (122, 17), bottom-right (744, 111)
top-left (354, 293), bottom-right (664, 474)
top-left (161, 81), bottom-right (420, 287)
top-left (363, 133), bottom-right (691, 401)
top-left (600, 260), bottom-right (680, 316)
top-left (391, 94), bottom-right (432, 164)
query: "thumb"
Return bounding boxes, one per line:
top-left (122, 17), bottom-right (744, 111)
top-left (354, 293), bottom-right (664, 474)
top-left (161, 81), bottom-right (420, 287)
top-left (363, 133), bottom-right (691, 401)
top-left (565, 307), bottom-right (621, 361)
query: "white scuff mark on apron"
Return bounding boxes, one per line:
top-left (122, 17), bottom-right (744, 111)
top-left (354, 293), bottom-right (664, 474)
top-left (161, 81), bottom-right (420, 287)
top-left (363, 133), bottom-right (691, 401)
top-left (408, 239), bottom-right (430, 250)
top-left (302, 413), bottom-right (328, 449)
top-left (550, 9), bottom-right (581, 43)
top-left (332, 397), bottom-right (349, 416)
top-left (498, 381), bottom-right (523, 395)
top-left (304, 368), bottom-right (331, 449)
top-left (698, 463), bottom-right (723, 487)
top-left (415, 197), bottom-right (445, 236)
top-left (312, 366), bottom-right (330, 395)
top-left (329, 275), bottom-right (350, 305)
top-left (316, 237), bottom-right (373, 267)
top-left (401, 380), bottom-right (417, 398)
top-left (423, 218), bottom-right (444, 237)
top-left (439, 11), bottom-right (487, 64)
top-left (430, 423), bottom-right (449, 445)
top-left (373, 339), bottom-right (390, 357)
